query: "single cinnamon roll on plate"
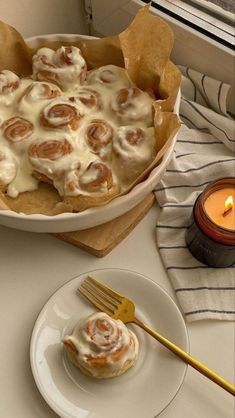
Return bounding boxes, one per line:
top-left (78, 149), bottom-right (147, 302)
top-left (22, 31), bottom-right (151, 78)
top-left (63, 312), bottom-right (139, 378)
top-left (2, 116), bottom-right (34, 144)
top-left (111, 87), bottom-right (154, 127)
top-left (32, 46), bottom-right (87, 90)
top-left (85, 119), bottom-right (113, 159)
top-left (40, 97), bottom-right (82, 131)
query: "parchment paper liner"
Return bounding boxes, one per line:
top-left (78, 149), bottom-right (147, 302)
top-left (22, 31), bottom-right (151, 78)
top-left (0, 5), bottom-right (181, 215)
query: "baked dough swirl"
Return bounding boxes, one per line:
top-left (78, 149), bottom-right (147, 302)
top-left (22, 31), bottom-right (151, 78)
top-left (63, 312), bottom-right (139, 378)
top-left (0, 70), bottom-right (20, 95)
top-left (85, 119), bottom-right (113, 158)
top-left (74, 88), bottom-right (102, 112)
top-left (28, 138), bottom-right (73, 161)
top-left (86, 64), bottom-right (132, 90)
top-left (32, 46), bottom-right (87, 90)
top-left (2, 117), bottom-right (34, 143)
top-left (18, 81), bottom-right (61, 103)
top-left (113, 126), bottom-right (155, 181)
top-left (40, 97), bottom-right (81, 130)
top-left (111, 87), bottom-right (154, 126)
top-left (79, 160), bottom-right (113, 192)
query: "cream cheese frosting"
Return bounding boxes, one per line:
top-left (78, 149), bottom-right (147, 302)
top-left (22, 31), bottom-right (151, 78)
top-left (63, 312), bottom-right (139, 378)
top-left (0, 46), bottom-right (156, 205)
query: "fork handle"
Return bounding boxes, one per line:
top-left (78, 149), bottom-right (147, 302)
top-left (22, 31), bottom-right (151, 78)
top-left (133, 317), bottom-right (235, 396)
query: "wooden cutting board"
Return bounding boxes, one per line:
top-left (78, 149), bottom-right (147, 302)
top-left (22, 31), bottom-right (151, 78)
top-left (53, 193), bottom-right (155, 257)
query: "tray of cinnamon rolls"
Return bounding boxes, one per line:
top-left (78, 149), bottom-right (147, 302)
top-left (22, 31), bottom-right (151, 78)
top-left (0, 6), bottom-right (181, 232)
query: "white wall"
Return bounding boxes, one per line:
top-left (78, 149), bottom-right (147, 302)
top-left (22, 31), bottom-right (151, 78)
top-left (0, 0), bottom-right (88, 38)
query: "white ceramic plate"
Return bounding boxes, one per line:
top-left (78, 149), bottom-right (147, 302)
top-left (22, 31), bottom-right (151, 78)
top-left (0, 34), bottom-right (180, 233)
top-left (30, 268), bottom-right (189, 418)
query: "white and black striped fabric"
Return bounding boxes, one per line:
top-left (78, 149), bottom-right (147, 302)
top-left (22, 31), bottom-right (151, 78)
top-left (154, 66), bottom-right (235, 322)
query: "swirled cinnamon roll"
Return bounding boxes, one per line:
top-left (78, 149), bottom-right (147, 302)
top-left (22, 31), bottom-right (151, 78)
top-left (64, 160), bottom-right (113, 195)
top-left (0, 70), bottom-right (20, 95)
top-left (63, 312), bottom-right (139, 378)
top-left (85, 119), bottom-right (113, 159)
top-left (0, 70), bottom-right (21, 107)
top-left (0, 148), bottom-right (17, 189)
top-left (2, 117), bottom-right (34, 143)
top-left (28, 137), bottom-right (77, 184)
top-left (86, 65), bottom-right (132, 90)
top-left (72, 88), bottom-right (103, 112)
top-left (78, 160), bottom-right (113, 192)
top-left (32, 46), bottom-right (87, 90)
top-left (111, 87), bottom-right (154, 127)
top-left (112, 126), bottom-right (155, 181)
top-left (63, 161), bottom-right (119, 211)
top-left (28, 138), bottom-right (73, 161)
top-left (18, 81), bottom-right (61, 104)
top-left (40, 97), bottom-right (81, 131)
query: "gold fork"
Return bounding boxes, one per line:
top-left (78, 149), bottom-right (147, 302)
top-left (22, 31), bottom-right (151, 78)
top-left (77, 276), bottom-right (235, 396)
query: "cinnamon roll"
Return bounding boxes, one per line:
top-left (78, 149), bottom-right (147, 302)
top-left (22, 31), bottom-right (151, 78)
top-left (79, 160), bottom-right (113, 192)
top-left (63, 161), bottom-right (113, 195)
top-left (63, 312), bottom-right (139, 378)
top-left (28, 138), bottom-right (75, 183)
top-left (85, 119), bottom-right (113, 159)
top-left (73, 88), bottom-right (102, 112)
top-left (40, 97), bottom-right (81, 130)
top-left (28, 138), bottom-right (73, 161)
top-left (86, 65), bottom-right (132, 89)
top-left (2, 117), bottom-right (34, 143)
top-left (0, 70), bottom-right (20, 95)
top-left (18, 81), bottom-right (61, 104)
top-left (112, 126), bottom-right (155, 181)
top-left (32, 46), bottom-right (87, 90)
top-left (0, 148), bottom-right (17, 189)
top-left (63, 161), bottom-right (119, 211)
top-left (111, 87), bottom-right (154, 126)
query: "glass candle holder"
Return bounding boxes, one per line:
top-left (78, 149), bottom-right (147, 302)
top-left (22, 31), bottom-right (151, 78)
top-left (186, 177), bottom-right (235, 268)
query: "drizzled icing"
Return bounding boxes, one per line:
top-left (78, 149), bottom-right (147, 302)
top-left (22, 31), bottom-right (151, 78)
top-left (0, 46), bottom-right (156, 201)
top-left (0, 70), bottom-right (21, 107)
top-left (32, 46), bottom-right (87, 90)
top-left (86, 64), bottom-right (132, 89)
top-left (111, 87), bottom-right (154, 126)
top-left (63, 312), bottom-right (139, 377)
top-left (0, 147), bottom-right (17, 187)
top-left (0, 70), bottom-right (20, 95)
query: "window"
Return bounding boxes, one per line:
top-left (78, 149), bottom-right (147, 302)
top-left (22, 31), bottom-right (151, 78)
top-left (141, 0), bottom-right (234, 49)
top-left (86, 0), bottom-right (235, 113)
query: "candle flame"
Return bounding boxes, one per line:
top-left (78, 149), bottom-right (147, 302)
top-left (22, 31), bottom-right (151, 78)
top-left (223, 195), bottom-right (233, 215)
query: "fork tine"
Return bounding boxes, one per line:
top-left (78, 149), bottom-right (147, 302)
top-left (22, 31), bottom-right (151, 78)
top-left (82, 279), bottom-right (119, 310)
top-left (86, 276), bottom-right (123, 302)
top-left (77, 288), bottom-right (114, 316)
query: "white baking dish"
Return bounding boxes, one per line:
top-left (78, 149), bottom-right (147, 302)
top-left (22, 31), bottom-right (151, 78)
top-left (0, 34), bottom-right (180, 233)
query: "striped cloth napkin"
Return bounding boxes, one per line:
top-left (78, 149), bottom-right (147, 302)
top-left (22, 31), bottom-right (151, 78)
top-left (154, 66), bottom-right (235, 322)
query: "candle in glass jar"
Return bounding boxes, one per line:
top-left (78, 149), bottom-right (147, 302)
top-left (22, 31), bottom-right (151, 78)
top-left (186, 177), bottom-right (235, 268)
top-left (204, 187), bottom-right (235, 231)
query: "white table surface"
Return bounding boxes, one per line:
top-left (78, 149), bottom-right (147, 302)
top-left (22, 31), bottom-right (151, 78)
top-left (0, 203), bottom-right (234, 418)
